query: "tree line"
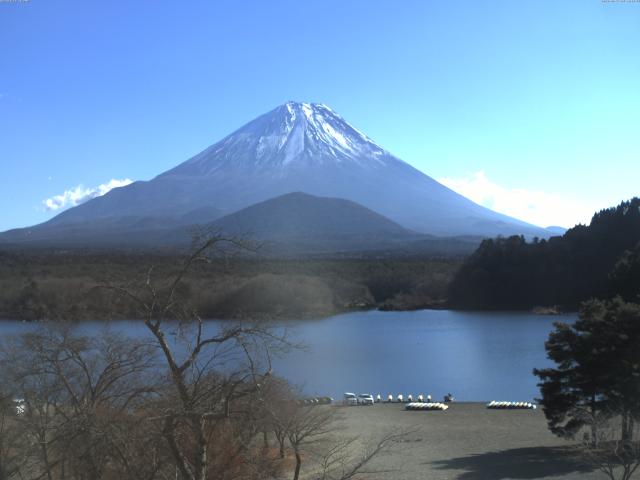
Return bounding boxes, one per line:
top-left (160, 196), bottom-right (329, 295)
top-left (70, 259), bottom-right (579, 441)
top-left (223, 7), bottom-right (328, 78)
top-left (0, 251), bottom-right (460, 321)
top-left (449, 198), bottom-right (640, 310)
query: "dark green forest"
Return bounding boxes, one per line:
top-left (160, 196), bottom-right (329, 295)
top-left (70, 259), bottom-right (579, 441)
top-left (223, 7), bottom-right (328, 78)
top-left (0, 252), bottom-right (459, 321)
top-left (449, 198), bottom-right (640, 310)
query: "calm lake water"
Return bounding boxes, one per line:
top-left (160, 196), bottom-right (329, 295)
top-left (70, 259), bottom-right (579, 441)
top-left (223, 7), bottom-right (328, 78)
top-left (0, 309), bottom-right (576, 402)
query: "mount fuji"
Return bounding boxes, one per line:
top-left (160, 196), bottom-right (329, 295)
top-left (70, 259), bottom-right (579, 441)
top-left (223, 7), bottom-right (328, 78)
top-left (1, 102), bottom-right (552, 250)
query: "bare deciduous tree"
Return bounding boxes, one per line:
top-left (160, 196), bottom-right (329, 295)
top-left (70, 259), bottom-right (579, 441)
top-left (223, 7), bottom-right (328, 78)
top-left (286, 404), bottom-right (337, 480)
top-left (581, 410), bottom-right (640, 480)
top-left (103, 234), bottom-right (289, 480)
top-left (0, 234), bottom-right (403, 480)
top-left (0, 392), bottom-right (30, 480)
top-left (0, 326), bottom-right (161, 480)
top-left (314, 430), bottom-right (406, 480)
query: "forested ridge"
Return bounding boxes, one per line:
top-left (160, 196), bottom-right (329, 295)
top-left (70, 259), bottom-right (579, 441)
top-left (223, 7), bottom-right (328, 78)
top-left (449, 198), bottom-right (640, 310)
top-left (0, 253), bottom-right (459, 321)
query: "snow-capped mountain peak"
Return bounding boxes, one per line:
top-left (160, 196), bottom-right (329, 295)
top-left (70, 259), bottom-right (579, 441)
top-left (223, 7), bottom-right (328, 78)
top-left (286, 101), bottom-right (385, 159)
top-left (164, 102), bottom-right (400, 177)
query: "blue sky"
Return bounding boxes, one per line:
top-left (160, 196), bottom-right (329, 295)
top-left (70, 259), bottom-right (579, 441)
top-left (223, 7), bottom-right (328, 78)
top-left (1, 0), bottom-right (639, 231)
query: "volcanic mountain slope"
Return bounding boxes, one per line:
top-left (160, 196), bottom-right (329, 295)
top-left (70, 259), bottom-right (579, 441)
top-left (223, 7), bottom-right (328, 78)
top-left (208, 192), bottom-right (419, 252)
top-left (1, 101), bottom-right (551, 248)
top-left (213, 192), bottom-right (412, 239)
top-left (208, 192), bottom-right (484, 255)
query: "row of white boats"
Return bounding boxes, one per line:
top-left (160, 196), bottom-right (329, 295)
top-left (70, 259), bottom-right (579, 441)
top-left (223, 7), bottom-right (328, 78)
top-left (339, 394), bottom-right (538, 410)
top-left (486, 401), bottom-right (537, 409)
top-left (378, 394), bottom-right (438, 403)
top-left (381, 397), bottom-right (538, 411)
top-left (405, 402), bottom-right (449, 411)
top-left (404, 401), bottom-right (537, 411)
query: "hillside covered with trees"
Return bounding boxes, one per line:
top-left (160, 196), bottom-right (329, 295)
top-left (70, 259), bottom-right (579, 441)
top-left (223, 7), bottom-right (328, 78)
top-left (449, 198), bottom-right (640, 310)
top-left (0, 252), bottom-right (460, 321)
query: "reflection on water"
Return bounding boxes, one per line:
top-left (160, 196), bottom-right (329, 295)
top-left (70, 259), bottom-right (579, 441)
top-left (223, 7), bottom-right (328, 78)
top-left (0, 309), bottom-right (576, 402)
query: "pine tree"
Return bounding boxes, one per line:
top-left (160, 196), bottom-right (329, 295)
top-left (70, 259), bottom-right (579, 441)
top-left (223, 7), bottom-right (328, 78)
top-left (534, 298), bottom-right (640, 444)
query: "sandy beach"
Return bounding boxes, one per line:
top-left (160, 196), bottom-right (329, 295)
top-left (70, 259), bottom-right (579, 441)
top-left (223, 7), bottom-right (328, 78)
top-left (331, 403), bottom-right (607, 480)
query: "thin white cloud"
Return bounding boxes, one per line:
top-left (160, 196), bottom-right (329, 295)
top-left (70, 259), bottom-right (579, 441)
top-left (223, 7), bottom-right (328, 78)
top-left (43, 178), bottom-right (133, 211)
top-left (437, 170), bottom-right (597, 228)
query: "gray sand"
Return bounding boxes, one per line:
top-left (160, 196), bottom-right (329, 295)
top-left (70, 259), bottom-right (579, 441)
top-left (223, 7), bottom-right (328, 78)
top-left (330, 403), bottom-right (608, 480)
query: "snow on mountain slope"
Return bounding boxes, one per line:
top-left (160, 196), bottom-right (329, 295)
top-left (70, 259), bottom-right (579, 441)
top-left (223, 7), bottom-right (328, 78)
top-left (162, 102), bottom-right (395, 176)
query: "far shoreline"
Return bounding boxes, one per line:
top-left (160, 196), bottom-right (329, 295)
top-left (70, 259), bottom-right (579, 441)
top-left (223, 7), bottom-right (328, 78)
top-left (0, 304), bottom-right (577, 323)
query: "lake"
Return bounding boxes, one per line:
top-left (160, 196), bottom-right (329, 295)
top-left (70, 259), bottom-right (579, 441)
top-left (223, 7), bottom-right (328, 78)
top-left (0, 309), bottom-right (575, 402)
